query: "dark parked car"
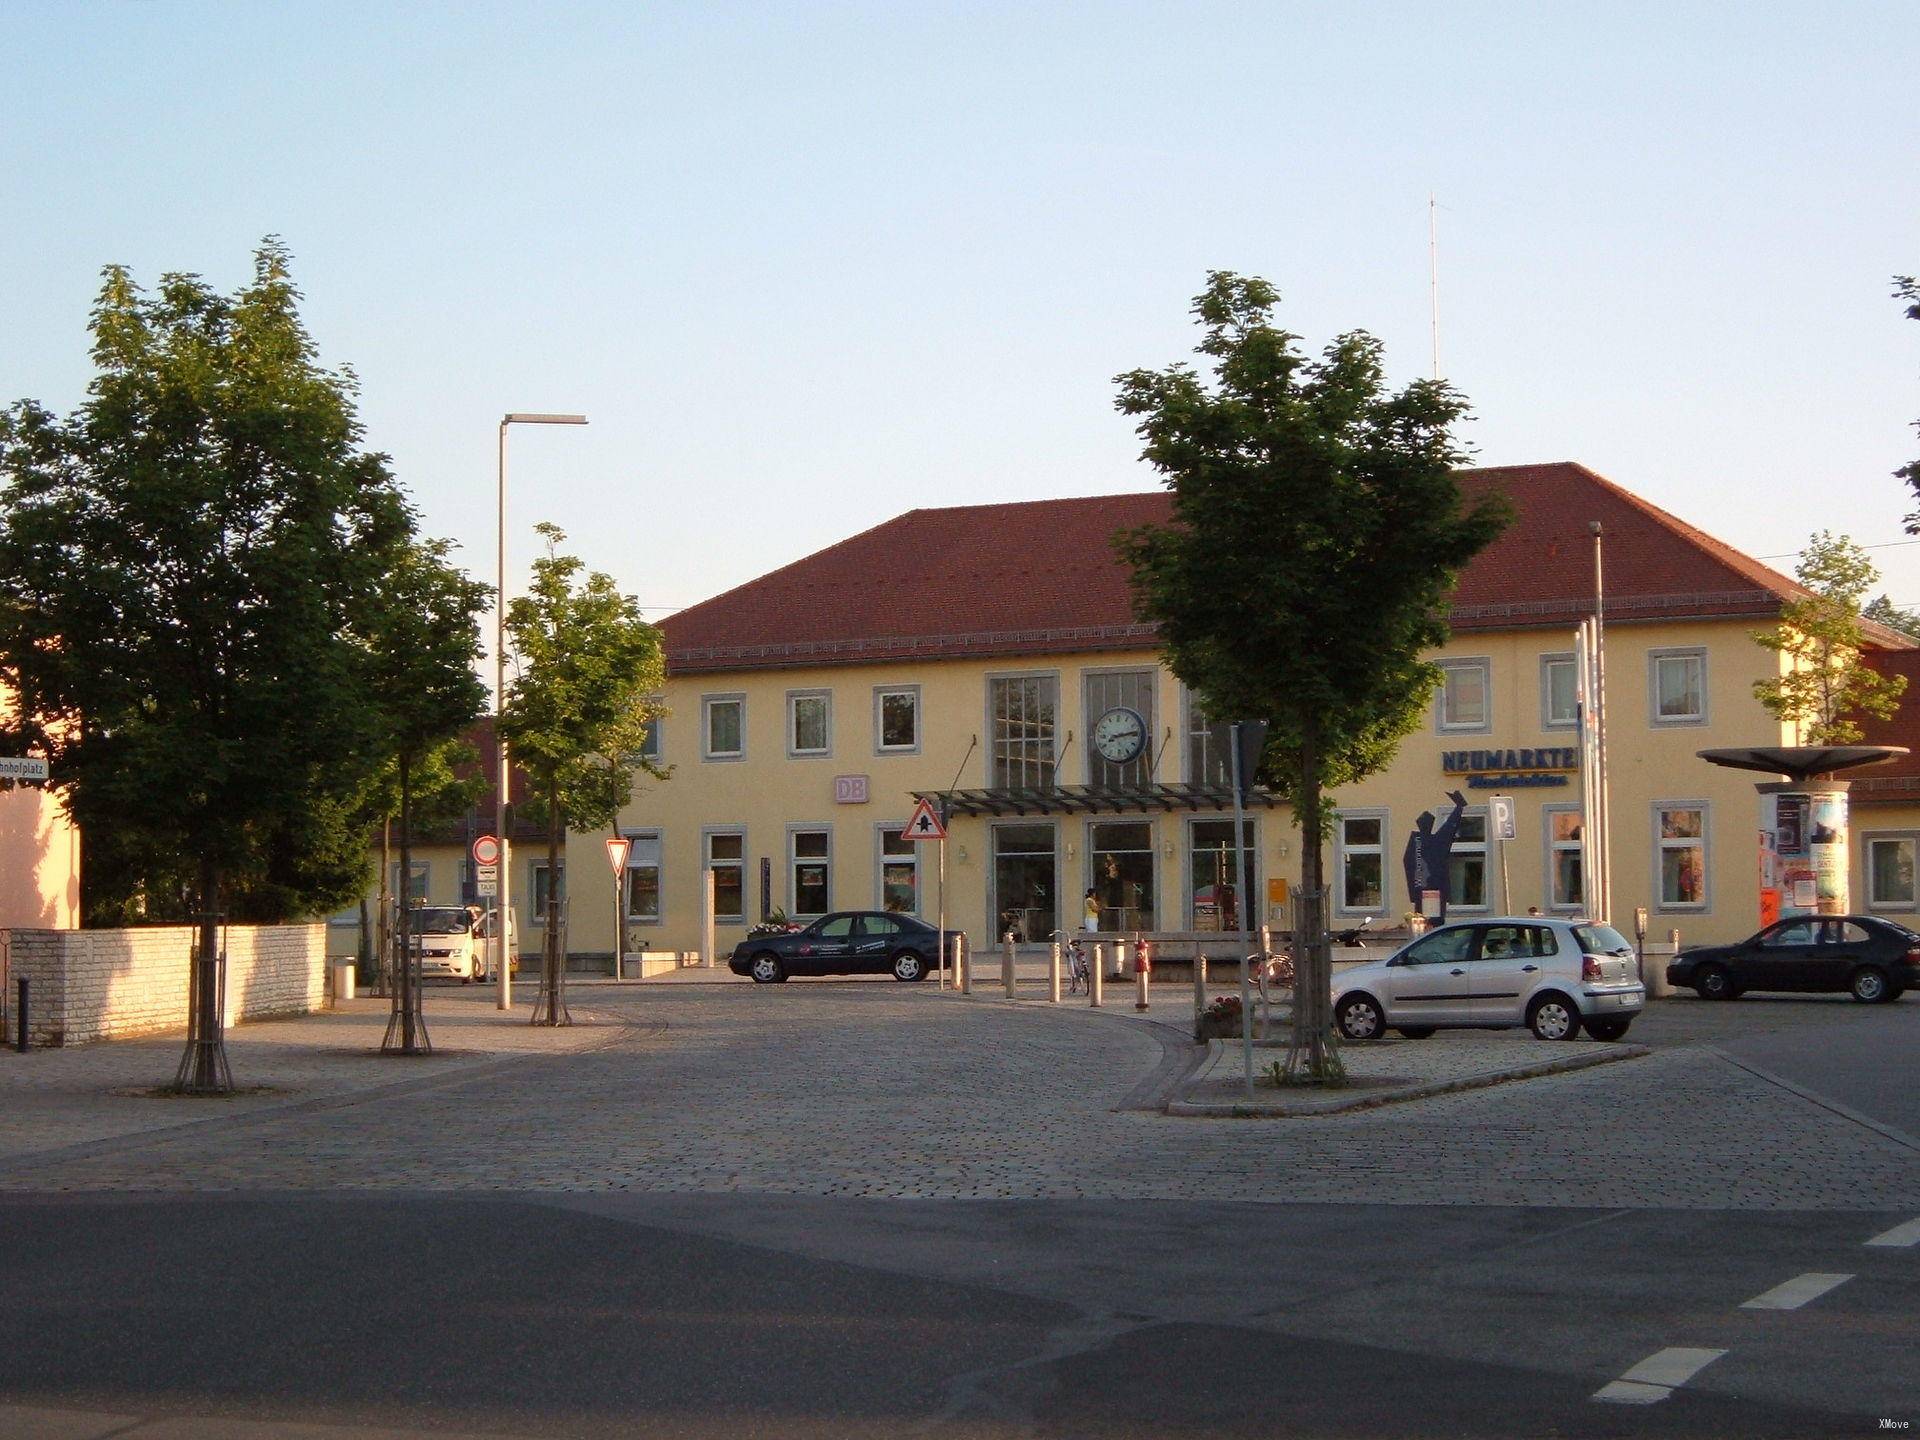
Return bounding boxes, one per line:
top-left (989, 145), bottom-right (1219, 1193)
top-left (730, 911), bottom-right (942, 984)
top-left (1667, 915), bottom-right (1920, 1003)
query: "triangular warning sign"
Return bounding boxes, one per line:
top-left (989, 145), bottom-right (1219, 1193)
top-left (900, 797), bottom-right (947, 842)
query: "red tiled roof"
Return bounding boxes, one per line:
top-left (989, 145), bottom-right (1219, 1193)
top-left (662, 461), bottom-right (1909, 673)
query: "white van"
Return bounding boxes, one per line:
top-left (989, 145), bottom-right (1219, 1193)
top-left (411, 906), bottom-right (518, 983)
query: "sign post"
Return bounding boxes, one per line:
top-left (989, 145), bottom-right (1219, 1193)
top-left (1490, 793), bottom-right (1516, 914)
top-left (900, 798), bottom-right (948, 989)
top-left (471, 835), bottom-right (502, 984)
top-left (605, 836), bottom-right (632, 981)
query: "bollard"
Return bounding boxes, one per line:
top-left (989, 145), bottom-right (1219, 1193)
top-left (1134, 939), bottom-right (1151, 1012)
top-left (1090, 944), bottom-right (1104, 1008)
top-left (1003, 935), bottom-right (1017, 999)
top-left (14, 976), bottom-right (26, 1053)
top-left (1192, 940), bottom-right (1206, 1022)
top-left (1109, 936), bottom-right (1127, 981)
top-left (957, 933), bottom-right (971, 994)
top-left (1049, 941), bottom-right (1062, 1004)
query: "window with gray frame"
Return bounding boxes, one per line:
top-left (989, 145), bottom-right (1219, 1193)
top-left (1650, 649), bottom-right (1707, 725)
top-left (1186, 691), bottom-right (1233, 786)
top-left (879, 827), bottom-right (919, 914)
top-left (705, 831), bottom-right (745, 921)
top-left (789, 829), bottom-right (830, 916)
top-left (532, 863), bottom-right (564, 923)
top-left (1448, 811), bottom-right (1489, 910)
top-left (875, 686), bottom-right (919, 753)
top-left (1335, 814), bottom-right (1386, 914)
top-left (1189, 818), bottom-right (1256, 930)
top-left (788, 690), bottom-right (831, 757)
top-left (1546, 808), bottom-right (1584, 909)
top-left (1655, 803), bottom-right (1708, 908)
top-left (625, 832), bottom-right (662, 922)
top-left (1090, 820), bottom-right (1155, 932)
top-left (992, 823), bottom-right (1057, 940)
top-left (391, 861), bottom-right (429, 904)
top-left (1437, 658), bottom-right (1491, 732)
top-left (1540, 653), bottom-right (1577, 729)
top-left (1867, 835), bottom-right (1917, 908)
top-left (1084, 669), bottom-right (1156, 786)
top-left (703, 694), bottom-right (744, 759)
top-left (990, 675), bottom-right (1057, 788)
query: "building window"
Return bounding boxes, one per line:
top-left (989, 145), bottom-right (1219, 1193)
top-left (879, 827), bottom-right (919, 914)
top-left (789, 828), bottom-right (831, 917)
top-left (1448, 811), bottom-right (1489, 911)
top-left (1084, 669), bottom-right (1157, 787)
top-left (991, 823), bottom-right (1057, 941)
top-left (625, 831), bottom-right (662, 924)
top-left (1089, 820), bottom-right (1155, 932)
top-left (1437, 658), bottom-right (1491, 733)
top-left (1650, 649), bottom-right (1707, 726)
top-left (989, 674), bottom-right (1058, 788)
top-left (788, 690), bottom-right (832, 757)
top-left (702, 694), bottom-right (745, 760)
top-left (532, 863), bottom-right (564, 924)
top-left (1546, 807), bottom-right (1583, 910)
top-left (704, 830), bottom-right (745, 922)
top-left (1540, 653), bottom-right (1577, 729)
top-left (391, 861), bottom-right (429, 904)
top-left (1656, 803), bottom-right (1708, 909)
top-left (1189, 818), bottom-right (1257, 930)
top-left (1335, 812), bottom-right (1387, 915)
top-left (1866, 836), bottom-right (1917, 908)
top-left (875, 686), bottom-right (920, 753)
top-left (1185, 690), bottom-right (1233, 787)
top-left (638, 713), bottom-right (662, 762)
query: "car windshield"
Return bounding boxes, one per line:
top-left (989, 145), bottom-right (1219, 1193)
top-left (414, 908), bottom-right (472, 934)
top-left (1572, 924), bottom-right (1632, 956)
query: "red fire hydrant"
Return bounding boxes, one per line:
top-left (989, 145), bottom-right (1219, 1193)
top-left (1134, 939), bottom-right (1152, 1012)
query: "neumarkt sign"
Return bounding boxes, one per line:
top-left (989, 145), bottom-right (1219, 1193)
top-left (1442, 746), bottom-right (1576, 789)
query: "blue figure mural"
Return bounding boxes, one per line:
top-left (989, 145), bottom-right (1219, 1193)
top-left (1403, 790), bottom-right (1469, 922)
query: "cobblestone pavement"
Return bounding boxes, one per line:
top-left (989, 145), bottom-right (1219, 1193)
top-left (1, 984), bottom-right (1915, 1209)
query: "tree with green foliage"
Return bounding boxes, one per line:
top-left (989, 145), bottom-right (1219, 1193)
top-left (0, 240), bottom-right (443, 1090)
top-left (1864, 594), bottom-right (1920, 640)
top-left (1754, 531), bottom-right (1907, 744)
top-left (361, 538), bottom-right (490, 1051)
top-left (499, 523), bottom-right (666, 1023)
top-left (1115, 272), bottom-right (1509, 1079)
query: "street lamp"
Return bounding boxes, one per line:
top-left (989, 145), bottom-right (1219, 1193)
top-left (497, 412), bottom-right (587, 1011)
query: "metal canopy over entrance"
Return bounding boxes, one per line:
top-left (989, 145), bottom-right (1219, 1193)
top-left (913, 783), bottom-right (1287, 818)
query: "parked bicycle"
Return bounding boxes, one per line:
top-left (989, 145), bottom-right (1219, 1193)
top-left (1052, 930), bottom-right (1091, 995)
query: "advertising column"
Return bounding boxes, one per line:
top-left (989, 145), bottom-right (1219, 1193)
top-left (1760, 784), bottom-right (1850, 919)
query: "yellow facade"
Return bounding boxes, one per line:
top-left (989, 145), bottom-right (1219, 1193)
top-left (543, 617), bottom-right (1806, 958)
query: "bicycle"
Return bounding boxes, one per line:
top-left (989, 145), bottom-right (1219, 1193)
top-left (1053, 930), bottom-right (1091, 995)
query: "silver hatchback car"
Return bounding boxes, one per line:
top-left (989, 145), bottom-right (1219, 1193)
top-left (1331, 916), bottom-right (1645, 1042)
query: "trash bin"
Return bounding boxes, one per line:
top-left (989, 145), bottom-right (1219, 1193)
top-left (332, 959), bottom-right (357, 1002)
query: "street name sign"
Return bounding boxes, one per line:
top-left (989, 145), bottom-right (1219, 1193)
top-left (0, 757), bottom-right (49, 782)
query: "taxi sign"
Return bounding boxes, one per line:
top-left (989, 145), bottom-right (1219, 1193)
top-left (900, 798), bottom-right (947, 842)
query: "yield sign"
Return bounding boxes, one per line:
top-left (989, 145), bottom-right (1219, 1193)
top-left (605, 836), bottom-right (632, 875)
top-left (900, 798), bottom-right (947, 842)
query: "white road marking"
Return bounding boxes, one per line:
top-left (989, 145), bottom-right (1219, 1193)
top-left (1867, 1216), bottom-right (1920, 1248)
top-left (1592, 1347), bottom-right (1727, 1404)
top-left (1740, 1272), bottom-right (1854, 1310)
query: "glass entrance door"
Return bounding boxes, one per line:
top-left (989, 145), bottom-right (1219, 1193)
top-left (991, 823), bottom-right (1057, 942)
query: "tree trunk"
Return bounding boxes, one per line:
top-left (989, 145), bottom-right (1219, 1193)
top-left (1290, 715), bottom-right (1338, 1079)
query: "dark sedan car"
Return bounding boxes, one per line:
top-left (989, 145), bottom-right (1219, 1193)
top-left (1667, 915), bottom-right (1920, 1003)
top-left (729, 911), bottom-right (942, 984)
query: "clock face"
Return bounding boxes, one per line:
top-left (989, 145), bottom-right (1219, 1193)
top-left (1092, 706), bottom-right (1147, 764)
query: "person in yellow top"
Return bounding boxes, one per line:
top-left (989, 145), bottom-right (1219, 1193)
top-left (1082, 889), bottom-right (1101, 932)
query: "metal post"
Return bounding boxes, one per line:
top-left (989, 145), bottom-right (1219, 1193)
top-left (613, 839), bottom-right (626, 982)
top-left (1090, 944), bottom-right (1104, 1008)
top-left (1002, 934), bottom-right (1016, 998)
top-left (1048, 940), bottom-right (1062, 1003)
top-left (1192, 939), bottom-right (1206, 1023)
top-left (1231, 722), bottom-right (1254, 1098)
top-left (936, 822), bottom-right (947, 991)
top-left (14, 977), bottom-right (25, 1052)
top-left (1134, 949), bottom-right (1149, 1012)
top-left (1593, 521), bottom-right (1612, 923)
top-left (496, 421), bottom-right (512, 1012)
top-left (955, 932), bottom-right (969, 993)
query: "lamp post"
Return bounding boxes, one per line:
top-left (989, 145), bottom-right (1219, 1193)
top-left (497, 412), bottom-right (587, 1011)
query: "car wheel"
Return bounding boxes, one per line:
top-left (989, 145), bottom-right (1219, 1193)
top-left (1585, 1017), bottom-right (1631, 1042)
top-left (1527, 993), bottom-right (1582, 1041)
top-left (891, 950), bottom-right (927, 982)
top-left (1335, 993), bottom-right (1385, 1041)
top-left (749, 952), bottom-right (784, 985)
top-left (1395, 1027), bottom-right (1436, 1039)
top-left (1850, 966), bottom-right (1892, 1003)
top-left (1694, 963), bottom-right (1737, 1001)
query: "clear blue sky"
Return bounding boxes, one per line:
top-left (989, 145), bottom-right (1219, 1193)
top-left (4, 1), bottom-right (1917, 624)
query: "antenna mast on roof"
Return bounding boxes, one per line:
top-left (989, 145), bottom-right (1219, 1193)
top-left (1428, 193), bottom-right (1442, 382)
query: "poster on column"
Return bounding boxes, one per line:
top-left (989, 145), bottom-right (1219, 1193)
top-left (1810, 791), bottom-right (1847, 914)
top-left (1774, 793), bottom-right (1815, 918)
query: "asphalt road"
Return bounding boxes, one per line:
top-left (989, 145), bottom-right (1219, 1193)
top-left (0, 986), bottom-right (1914, 1438)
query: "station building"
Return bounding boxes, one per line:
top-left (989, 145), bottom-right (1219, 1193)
top-left (517, 462), bottom-right (1920, 962)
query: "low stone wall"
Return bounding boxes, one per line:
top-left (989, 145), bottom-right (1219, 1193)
top-left (2, 923), bottom-right (326, 1048)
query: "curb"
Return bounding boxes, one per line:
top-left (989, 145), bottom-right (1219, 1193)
top-left (1166, 1040), bottom-right (1652, 1117)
